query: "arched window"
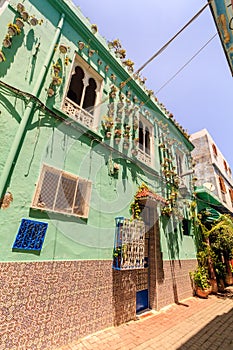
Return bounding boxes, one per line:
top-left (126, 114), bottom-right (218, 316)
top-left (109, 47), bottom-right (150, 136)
top-left (83, 78), bottom-right (97, 114)
top-left (223, 160), bottom-right (228, 172)
top-left (67, 66), bottom-right (84, 106)
top-left (145, 127), bottom-right (150, 155)
top-left (212, 144), bottom-right (218, 157)
top-left (63, 55), bottom-right (103, 130)
top-left (137, 116), bottom-right (153, 165)
top-left (219, 176), bottom-right (226, 193)
top-left (139, 121), bottom-right (143, 150)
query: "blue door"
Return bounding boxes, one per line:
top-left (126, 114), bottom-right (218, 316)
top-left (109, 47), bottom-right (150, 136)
top-left (136, 289), bottom-right (149, 313)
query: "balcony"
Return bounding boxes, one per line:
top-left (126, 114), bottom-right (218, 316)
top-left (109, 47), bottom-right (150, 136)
top-left (137, 148), bottom-right (151, 166)
top-left (62, 97), bottom-right (94, 129)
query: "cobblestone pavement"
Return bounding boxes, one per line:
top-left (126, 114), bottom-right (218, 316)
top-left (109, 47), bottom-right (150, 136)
top-left (58, 287), bottom-right (233, 350)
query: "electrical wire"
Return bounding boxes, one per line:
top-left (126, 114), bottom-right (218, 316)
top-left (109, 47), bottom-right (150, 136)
top-left (155, 33), bottom-right (218, 94)
top-left (93, 1), bottom-right (213, 111)
top-left (125, 1), bottom-right (213, 82)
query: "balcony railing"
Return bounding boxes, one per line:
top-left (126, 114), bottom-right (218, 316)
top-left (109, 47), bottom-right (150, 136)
top-left (137, 148), bottom-right (151, 166)
top-left (62, 97), bottom-right (94, 129)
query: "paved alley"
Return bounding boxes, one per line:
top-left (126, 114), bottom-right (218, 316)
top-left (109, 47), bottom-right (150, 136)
top-left (57, 288), bottom-right (233, 350)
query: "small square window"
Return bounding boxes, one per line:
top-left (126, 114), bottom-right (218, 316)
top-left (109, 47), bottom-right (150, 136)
top-left (32, 164), bottom-right (92, 218)
top-left (12, 219), bottom-right (48, 251)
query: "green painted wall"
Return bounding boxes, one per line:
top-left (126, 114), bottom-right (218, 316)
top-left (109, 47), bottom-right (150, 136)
top-left (0, 0), bottom-right (197, 263)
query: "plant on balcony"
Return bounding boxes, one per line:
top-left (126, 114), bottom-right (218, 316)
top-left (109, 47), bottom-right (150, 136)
top-left (115, 49), bottom-right (126, 59)
top-left (108, 38), bottom-right (121, 50)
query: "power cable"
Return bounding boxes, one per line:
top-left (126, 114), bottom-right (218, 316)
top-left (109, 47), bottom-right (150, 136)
top-left (94, 1), bottom-right (213, 110)
top-left (155, 33), bottom-right (218, 94)
top-left (128, 1), bottom-right (213, 78)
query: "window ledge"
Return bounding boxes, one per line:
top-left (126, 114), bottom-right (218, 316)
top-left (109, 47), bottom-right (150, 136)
top-left (30, 206), bottom-right (88, 223)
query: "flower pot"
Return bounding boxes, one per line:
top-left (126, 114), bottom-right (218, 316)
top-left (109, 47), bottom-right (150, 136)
top-left (52, 77), bottom-right (62, 86)
top-left (114, 138), bottom-right (121, 145)
top-left (78, 41), bottom-right (85, 50)
top-left (131, 149), bottom-right (138, 156)
top-left (8, 26), bottom-right (18, 36)
top-left (91, 24), bottom-right (98, 34)
top-left (17, 3), bottom-right (25, 12)
top-left (3, 38), bottom-right (11, 48)
top-left (21, 11), bottom-right (29, 21)
top-left (195, 286), bottom-right (211, 299)
top-left (15, 18), bottom-right (24, 28)
top-left (106, 131), bottom-right (112, 138)
top-left (59, 44), bottom-right (68, 54)
top-left (88, 49), bottom-right (95, 57)
top-left (47, 88), bottom-right (55, 97)
top-left (210, 278), bottom-right (218, 294)
top-left (53, 66), bottom-right (61, 75)
top-left (30, 17), bottom-right (38, 26)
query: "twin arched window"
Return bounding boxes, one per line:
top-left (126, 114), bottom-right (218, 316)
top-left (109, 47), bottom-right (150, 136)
top-left (67, 65), bottom-right (97, 115)
top-left (139, 121), bottom-right (151, 155)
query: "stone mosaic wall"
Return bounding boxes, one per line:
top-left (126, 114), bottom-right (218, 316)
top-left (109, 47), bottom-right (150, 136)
top-left (0, 259), bottom-right (196, 349)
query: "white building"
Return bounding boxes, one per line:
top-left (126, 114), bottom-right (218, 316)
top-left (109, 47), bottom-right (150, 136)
top-left (190, 128), bottom-right (233, 213)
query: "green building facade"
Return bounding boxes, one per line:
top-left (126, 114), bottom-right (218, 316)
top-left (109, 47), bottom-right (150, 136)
top-left (0, 1), bottom-right (197, 348)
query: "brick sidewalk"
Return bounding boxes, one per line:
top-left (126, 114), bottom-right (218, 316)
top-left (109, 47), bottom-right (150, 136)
top-left (58, 288), bottom-right (233, 350)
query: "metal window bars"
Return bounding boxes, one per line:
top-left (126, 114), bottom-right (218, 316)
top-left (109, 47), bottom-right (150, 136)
top-left (113, 217), bottom-right (145, 270)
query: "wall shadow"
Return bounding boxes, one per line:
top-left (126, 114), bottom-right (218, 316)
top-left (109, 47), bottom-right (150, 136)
top-left (177, 307), bottom-right (233, 350)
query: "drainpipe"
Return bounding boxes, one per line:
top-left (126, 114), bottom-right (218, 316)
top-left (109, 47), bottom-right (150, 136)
top-left (0, 14), bottom-right (65, 200)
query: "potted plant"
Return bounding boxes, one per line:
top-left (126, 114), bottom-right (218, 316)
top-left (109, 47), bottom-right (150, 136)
top-left (59, 44), bottom-right (69, 54)
top-left (52, 62), bottom-right (61, 76)
top-left (52, 76), bottom-right (62, 86)
top-left (30, 16), bottom-right (39, 26)
top-left (15, 17), bottom-right (24, 28)
top-left (8, 23), bottom-right (21, 36)
top-left (21, 11), bottom-right (29, 21)
top-left (78, 41), bottom-right (85, 50)
top-left (2, 35), bottom-right (12, 48)
top-left (91, 24), bottom-right (98, 34)
top-left (17, 3), bottom-right (25, 13)
top-left (47, 87), bottom-right (55, 97)
top-left (191, 266), bottom-right (211, 298)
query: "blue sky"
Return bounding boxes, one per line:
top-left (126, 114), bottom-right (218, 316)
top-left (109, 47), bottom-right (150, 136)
top-left (74, 0), bottom-right (233, 168)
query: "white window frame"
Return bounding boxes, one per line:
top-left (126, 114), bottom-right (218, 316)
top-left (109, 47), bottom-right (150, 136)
top-left (32, 164), bottom-right (92, 219)
top-left (62, 53), bottom-right (103, 130)
top-left (137, 114), bottom-right (154, 167)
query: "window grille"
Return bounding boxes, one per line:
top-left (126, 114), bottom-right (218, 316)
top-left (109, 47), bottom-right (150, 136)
top-left (32, 164), bottom-right (92, 218)
top-left (12, 218), bottom-right (48, 251)
top-left (113, 217), bottom-right (145, 270)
